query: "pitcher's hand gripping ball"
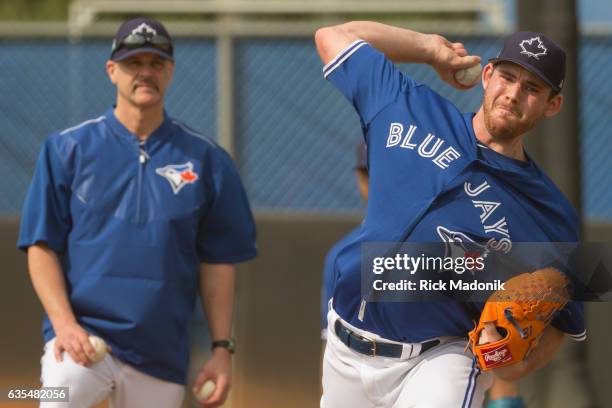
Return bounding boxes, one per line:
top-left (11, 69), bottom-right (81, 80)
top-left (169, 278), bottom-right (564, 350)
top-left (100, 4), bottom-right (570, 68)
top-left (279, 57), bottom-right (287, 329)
top-left (468, 267), bottom-right (571, 370)
top-left (455, 63), bottom-right (482, 86)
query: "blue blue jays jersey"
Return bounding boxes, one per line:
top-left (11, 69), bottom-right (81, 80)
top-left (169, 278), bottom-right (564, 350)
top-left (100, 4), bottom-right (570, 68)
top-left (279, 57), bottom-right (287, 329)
top-left (321, 226), bottom-right (362, 333)
top-left (18, 108), bottom-right (257, 384)
top-left (324, 41), bottom-right (586, 343)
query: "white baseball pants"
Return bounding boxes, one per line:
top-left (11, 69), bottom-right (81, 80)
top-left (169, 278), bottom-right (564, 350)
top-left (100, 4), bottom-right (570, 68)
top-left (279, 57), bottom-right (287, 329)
top-left (321, 308), bottom-right (493, 408)
top-left (39, 338), bottom-right (184, 408)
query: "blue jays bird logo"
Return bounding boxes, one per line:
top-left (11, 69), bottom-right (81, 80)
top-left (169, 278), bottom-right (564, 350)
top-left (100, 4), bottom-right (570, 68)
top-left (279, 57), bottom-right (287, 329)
top-left (155, 162), bottom-right (199, 194)
top-left (519, 36), bottom-right (548, 60)
top-left (437, 226), bottom-right (489, 274)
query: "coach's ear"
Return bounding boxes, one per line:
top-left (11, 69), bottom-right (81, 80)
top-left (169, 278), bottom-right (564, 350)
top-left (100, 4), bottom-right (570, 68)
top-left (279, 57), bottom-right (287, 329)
top-left (106, 60), bottom-right (118, 85)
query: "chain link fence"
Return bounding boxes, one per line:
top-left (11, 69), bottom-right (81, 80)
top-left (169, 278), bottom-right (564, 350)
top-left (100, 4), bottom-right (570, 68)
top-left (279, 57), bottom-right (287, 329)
top-left (0, 35), bottom-right (610, 220)
top-left (580, 36), bottom-right (612, 222)
top-left (0, 38), bottom-right (217, 212)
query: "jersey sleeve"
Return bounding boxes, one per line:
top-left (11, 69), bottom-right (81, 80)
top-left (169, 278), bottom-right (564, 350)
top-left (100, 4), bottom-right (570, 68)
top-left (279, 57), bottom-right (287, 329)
top-left (196, 151), bottom-right (257, 264)
top-left (323, 40), bottom-right (416, 127)
top-left (18, 137), bottom-right (72, 253)
top-left (551, 300), bottom-right (587, 341)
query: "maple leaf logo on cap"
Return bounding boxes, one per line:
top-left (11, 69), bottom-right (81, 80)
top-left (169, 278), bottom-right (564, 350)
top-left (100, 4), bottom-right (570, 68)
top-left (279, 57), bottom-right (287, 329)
top-left (519, 36), bottom-right (548, 60)
top-left (131, 22), bottom-right (157, 37)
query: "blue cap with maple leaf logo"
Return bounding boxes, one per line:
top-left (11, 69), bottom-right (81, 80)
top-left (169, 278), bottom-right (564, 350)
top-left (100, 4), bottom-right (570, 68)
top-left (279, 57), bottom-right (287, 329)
top-left (110, 18), bottom-right (174, 62)
top-left (489, 31), bottom-right (566, 93)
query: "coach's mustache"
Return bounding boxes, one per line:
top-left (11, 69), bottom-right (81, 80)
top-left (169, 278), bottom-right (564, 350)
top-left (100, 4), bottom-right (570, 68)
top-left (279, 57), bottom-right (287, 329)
top-left (133, 78), bottom-right (159, 91)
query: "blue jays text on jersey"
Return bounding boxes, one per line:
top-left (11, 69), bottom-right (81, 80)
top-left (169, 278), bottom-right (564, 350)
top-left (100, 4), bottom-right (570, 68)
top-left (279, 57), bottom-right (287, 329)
top-left (323, 40), bottom-right (586, 343)
top-left (18, 108), bottom-right (257, 384)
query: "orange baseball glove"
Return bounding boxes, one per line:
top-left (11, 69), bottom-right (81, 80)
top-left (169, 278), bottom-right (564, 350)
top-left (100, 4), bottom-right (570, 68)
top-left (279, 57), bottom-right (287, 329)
top-left (468, 267), bottom-right (571, 371)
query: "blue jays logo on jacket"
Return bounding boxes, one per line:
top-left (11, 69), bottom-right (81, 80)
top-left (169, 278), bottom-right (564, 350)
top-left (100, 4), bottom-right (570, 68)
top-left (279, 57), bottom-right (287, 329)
top-left (156, 162), bottom-right (199, 194)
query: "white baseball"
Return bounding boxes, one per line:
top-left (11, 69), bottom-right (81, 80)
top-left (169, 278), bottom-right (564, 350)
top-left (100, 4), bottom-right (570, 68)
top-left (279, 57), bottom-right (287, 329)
top-left (87, 336), bottom-right (107, 363)
top-left (455, 63), bottom-right (482, 86)
top-left (194, 380), bottom-right (216, 402)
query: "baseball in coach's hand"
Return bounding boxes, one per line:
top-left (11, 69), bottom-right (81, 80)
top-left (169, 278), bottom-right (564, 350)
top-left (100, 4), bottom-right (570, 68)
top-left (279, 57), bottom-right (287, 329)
top-left (455, 63), bottom-right (482, 86)
top-left (194, 380), bottom-right (216, 402)
top-left (87, 336), bottom-right (108, 363)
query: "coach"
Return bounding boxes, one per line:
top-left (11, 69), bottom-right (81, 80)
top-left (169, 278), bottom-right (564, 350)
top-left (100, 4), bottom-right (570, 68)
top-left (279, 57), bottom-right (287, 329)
top-left (18, 17), bottom-right (256, 408)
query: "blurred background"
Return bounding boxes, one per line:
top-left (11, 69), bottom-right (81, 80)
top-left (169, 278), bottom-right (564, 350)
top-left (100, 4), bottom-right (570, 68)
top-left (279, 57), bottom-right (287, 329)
top-left (0, 0), bottom-right (610, 407)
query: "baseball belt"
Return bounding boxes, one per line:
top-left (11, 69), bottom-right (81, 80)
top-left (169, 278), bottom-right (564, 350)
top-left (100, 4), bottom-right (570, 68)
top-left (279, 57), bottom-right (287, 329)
top-left (334, 319), bottom-right (440, 358)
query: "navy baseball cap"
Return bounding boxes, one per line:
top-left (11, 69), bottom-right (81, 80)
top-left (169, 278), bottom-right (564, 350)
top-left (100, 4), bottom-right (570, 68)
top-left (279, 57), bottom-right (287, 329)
top-left (110, 18), bottom-right (174, 61)
top-left (489, 31), bottom-right (565, 93)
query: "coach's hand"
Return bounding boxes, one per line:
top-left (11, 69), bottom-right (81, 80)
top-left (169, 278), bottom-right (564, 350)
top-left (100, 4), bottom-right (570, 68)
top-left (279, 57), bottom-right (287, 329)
top-left (193, 348), bottom-right (232, 407)
top-left (53, 320), bottom-right (96, 367)
top-left (427, 34), bottom-right (481, 90)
